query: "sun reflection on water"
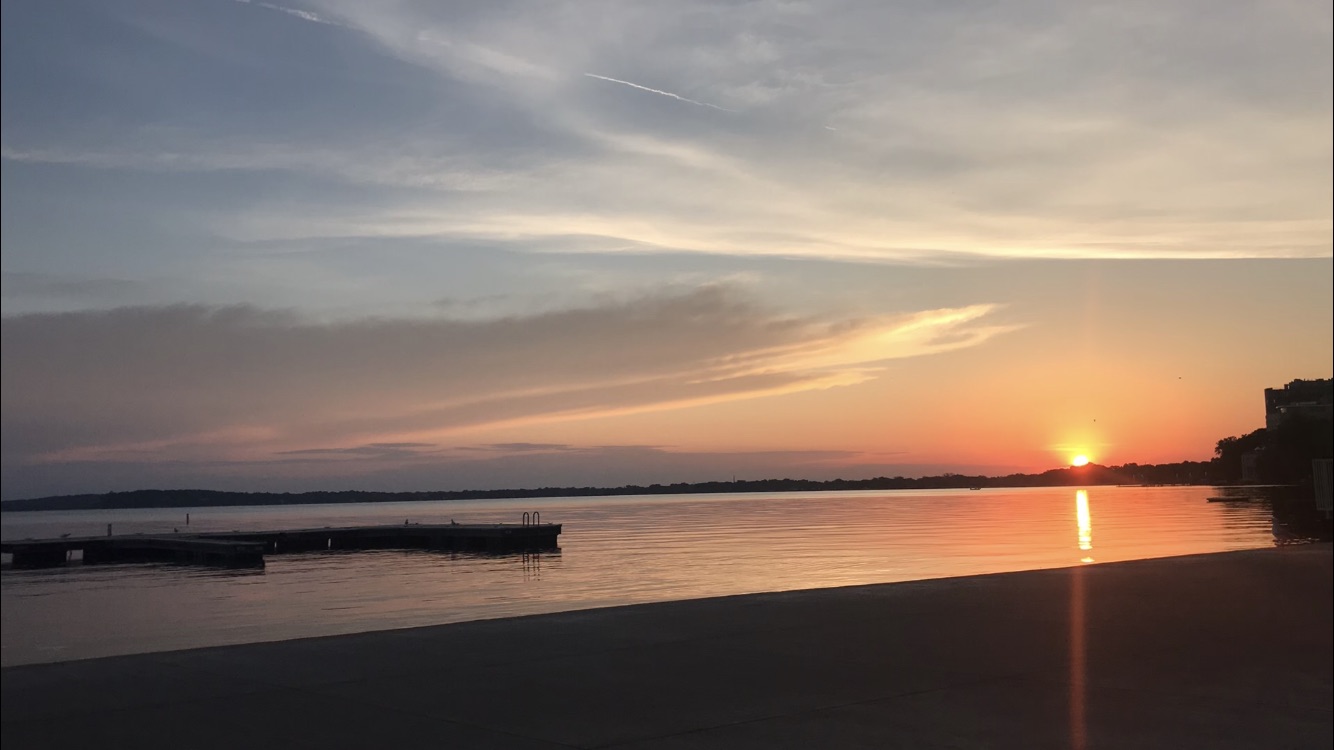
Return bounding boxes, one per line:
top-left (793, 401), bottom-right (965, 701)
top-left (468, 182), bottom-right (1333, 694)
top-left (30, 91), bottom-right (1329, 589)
top-left (2, 486), bottom-right (1280, 667)
top-left (1076, 489), bottom-right (1093, 563)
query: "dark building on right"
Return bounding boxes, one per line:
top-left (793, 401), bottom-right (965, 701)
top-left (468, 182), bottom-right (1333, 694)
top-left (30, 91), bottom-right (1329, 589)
top-left (1263, 378), bottom-right (1333, 430)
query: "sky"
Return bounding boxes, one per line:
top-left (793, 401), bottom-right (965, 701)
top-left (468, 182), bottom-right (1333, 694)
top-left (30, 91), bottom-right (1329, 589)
top-left (1, 0), bottom-right (1331, 499)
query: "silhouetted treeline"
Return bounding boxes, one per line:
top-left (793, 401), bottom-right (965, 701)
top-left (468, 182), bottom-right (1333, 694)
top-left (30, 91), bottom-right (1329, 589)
top-left (0, 462), bottom-right (1224, 511)
top-left (7, 413), bottom-right (1328, 512)
top-left (1212, 414), bottom-right (1333, 485)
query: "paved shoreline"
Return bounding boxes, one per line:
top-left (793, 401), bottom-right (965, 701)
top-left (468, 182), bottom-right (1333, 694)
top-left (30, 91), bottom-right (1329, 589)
top-left (3, 545), bottom-right (1331, 749)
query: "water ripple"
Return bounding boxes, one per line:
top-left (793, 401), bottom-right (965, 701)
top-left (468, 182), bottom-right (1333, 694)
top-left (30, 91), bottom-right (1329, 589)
top-left (1, 486), bottom-right (1294, 665)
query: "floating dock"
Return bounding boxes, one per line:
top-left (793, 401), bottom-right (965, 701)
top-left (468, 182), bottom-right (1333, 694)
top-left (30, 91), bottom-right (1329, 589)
top-left (0, 522), bottom-right (561, 569)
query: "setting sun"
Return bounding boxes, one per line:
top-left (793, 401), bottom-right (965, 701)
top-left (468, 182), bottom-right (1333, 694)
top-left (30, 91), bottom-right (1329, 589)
top-left (1071, 455), bottom-right (1090, 467)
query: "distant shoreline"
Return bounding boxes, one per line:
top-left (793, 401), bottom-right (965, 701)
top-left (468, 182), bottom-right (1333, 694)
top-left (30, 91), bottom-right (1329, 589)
top-left (0, 460), bottom-right (1251, 511)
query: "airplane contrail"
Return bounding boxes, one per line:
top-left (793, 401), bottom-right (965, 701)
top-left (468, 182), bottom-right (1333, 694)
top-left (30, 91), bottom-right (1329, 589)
top-left (584, 73), bottom-right (734, 112)
top-left (234, 0), bottom-right (344, 27)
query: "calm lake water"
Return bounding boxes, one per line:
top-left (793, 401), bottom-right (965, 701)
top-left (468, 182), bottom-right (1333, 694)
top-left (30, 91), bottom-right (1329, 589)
top-left (0, 485), bottom-right (1305, 666)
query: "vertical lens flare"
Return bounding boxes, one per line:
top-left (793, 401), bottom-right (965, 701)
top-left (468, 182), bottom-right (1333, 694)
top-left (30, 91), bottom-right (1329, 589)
top-left (1069, 565), bottom-right (1088, 750)
top-left (1070, 487), bottom-right (1091, 749)
top-left (1076, 489), bottom-right (1093, 561)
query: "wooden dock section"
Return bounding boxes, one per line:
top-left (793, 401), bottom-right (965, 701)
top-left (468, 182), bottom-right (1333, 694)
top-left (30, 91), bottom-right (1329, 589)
top-left (0, 522), bottom-right (561, 569)
top-left (0, 535), bottom-right (267, 568)
top-left (210, 523), bottom-right (562, 555)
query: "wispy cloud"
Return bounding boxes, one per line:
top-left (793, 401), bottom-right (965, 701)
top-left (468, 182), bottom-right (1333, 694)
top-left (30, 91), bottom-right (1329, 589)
top-left (0, 144), bottom-right (522, 192)
top-left (470, 443), bottom-right (576, 453)
top-left (2, 0), bottom-right (1329, 497)
top-left (2, 272), bottom-right (151, 307)
top-left (6, 1), bottom-right (1327, 266)
top-left (584, 73), bottom-right (735, 112)
top-left (1, 287), bottom-right (1012, 469)
top-left (1, 443), bottom-right (981, 499)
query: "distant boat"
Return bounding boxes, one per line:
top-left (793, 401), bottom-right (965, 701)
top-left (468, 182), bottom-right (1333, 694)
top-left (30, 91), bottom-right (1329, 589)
top-left (969, 486), bottom-right (982, 491)
top-left (1207, 496), bottom-right (1253, 503)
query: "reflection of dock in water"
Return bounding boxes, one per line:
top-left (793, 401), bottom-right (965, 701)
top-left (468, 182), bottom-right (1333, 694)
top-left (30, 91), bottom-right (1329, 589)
top-left (0, 521), bottom-right (562, 569)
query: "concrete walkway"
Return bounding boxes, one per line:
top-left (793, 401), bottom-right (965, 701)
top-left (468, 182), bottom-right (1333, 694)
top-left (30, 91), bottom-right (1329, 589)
top-left (3, 545), bottom-right (1330, 749)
